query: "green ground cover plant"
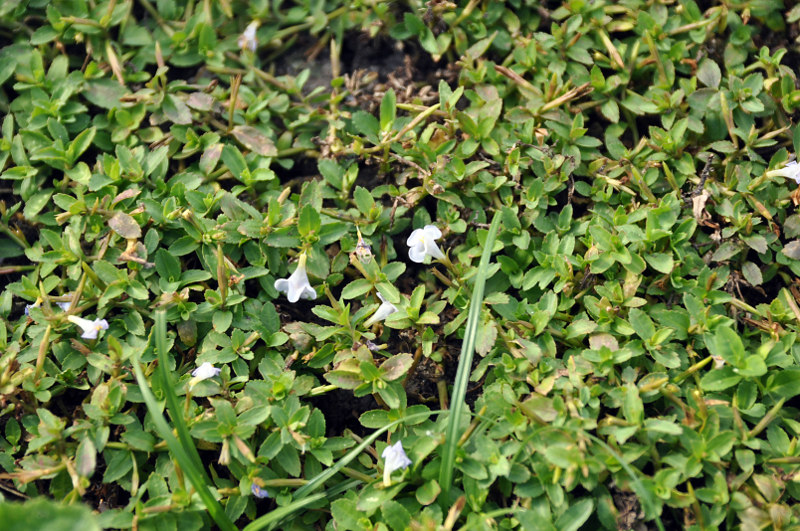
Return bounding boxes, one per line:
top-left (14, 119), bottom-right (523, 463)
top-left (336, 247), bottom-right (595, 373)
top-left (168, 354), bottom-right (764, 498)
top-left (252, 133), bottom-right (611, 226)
top-left (2, 0), bottom-right (800, 529)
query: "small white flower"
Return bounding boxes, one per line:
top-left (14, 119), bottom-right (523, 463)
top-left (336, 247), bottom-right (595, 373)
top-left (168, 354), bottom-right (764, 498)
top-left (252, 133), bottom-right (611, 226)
top-left (766, 160), bottom-right (800, 184)
top-left (238, 21), bottom-right (258, 52)
top-left (382, 440), bottom-right (412, 486)
top-left (364, 293), bottom-right (399, 327)
top-left (251, 483), bottom-right (270, 498)
top-left (191, 362), bottom-right (221, 381)
top-left (67, 315), bottom-right (109, 339)
top-left (274, 253), bottom-right (317, 303)
top-left (57, 302), bottom-right (71, 311)
top-left (407, 225), bottom-right (445, 263)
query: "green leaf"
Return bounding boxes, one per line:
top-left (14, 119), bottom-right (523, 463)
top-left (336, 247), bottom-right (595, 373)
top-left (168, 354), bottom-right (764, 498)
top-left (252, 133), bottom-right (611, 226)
top-left (741, 262), bottom-right (763, 286)
top-left (351, 111), bottom-right (380, 143)
top-left (162, 93), bottom-right (192, 124)
top-left (628, 308), bottom-right (655, 341)
top-left (768, 368), bottom-right (800, 398)
top-left (415, 479), bottom-right (441, 505)
top-left (231, 125), bottom-right (277, 156)
top-left (84, 78), bottom-right (128, 109)
top-left (221, 144), bottom-right (248, 179)
top-left (331, 499), bottom-right (366, 530)
top-left (380, 88), bottom-right (396, 132)
top-left (353, 186), bottom-right (374, 215)
top-left (782, 240), bottom-right (800, 260)
top-left (381, 353), bottom-right (413, 381)
top-left (709, 326), bottom-right (745, 366)
top-left (697, 58), bottom-right (721, 88)
top-left (212, 311), bottom-right (232, 333)
top-left (298, 204), bottom-right (320, 237)
top-left (108, 211), bottom-right (142, 239)
top-left (68, 126), bottom-right (96, 165)
top-left (700, 366), bottom-right (741, 391)
top-left (75, 437), bottom-right (97, 477)
top-left (155, 249), bottom-right (181, 282)
top-left (359, 409), bottom-right (391, 429)
top-left (0, 55), bottom-right (15, 86)
top-left (200, 143), bottom-right (223, 175)
top-left (0, 498), bottom-right (101, 531)
top-left (555, 498), bottom-right (594, 531)
top-left (622, 383), bottom-right (644, 425)
top-left (741, 234), bottom-right (767, 254)
top-left (645, 252), bottom-right (674, 274)
top-left (318, 159), bottom-right (344, 190)
top-left (23, 189), bottom-right (53, 220)
top-left (342, 279), bottom-right (372, 299)
top-left (380, 500), bottom-right (412, 531)
top-left (324, 370), bottom-right (362, 389)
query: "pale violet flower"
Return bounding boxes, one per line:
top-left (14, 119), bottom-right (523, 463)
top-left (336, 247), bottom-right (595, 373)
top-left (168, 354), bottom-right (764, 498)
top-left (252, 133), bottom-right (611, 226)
top-left (766, 160), bottom-right (800, 184)
top-left (382, 440), bottom-right (412, 486)
top-left (251, 483), bottom-right (270, 499)
top-left (364, 293), bottom-right (399, 327)
top-left (407, 225), bottom-right (445, 263)
top-left (238, 21), bottom-right (258, 52)
top-left (57, 302), bottom-right (71, 311)
top-left (274, 253), bottom-right (317, 303)
top-left (24, 301), bottom-right (40, 316)
top-left (67, 315), bottom-right (109, 339)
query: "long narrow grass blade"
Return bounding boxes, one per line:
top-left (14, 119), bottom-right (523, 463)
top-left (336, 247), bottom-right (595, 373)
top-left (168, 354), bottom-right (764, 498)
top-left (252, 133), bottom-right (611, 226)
top-left (133, 316), bottom-right (237, 531)
top-left (154, 311), bottom-right (207, 478)
top-left (244, 409), bottom-right (437, 531)
top-left (244, 479), bottom-right (360, 531)
top-left (439, 210), bottom-right (502, 493)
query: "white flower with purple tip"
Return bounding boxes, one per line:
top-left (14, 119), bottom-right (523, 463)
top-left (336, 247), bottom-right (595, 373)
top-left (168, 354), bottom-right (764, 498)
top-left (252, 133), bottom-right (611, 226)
top-left (67, 315), bottom-right (109, 339)
top-left (382, 440), bottom-right (412, 486)
top-left (364, 293), bottom-right (398, 327)
top-left (251, 483), bottom-right (269, 498)
top-left (274, 253), bottom-right (317, 303)
top-left (238, 22), bottom-right (258, 52)
top-left (407, 225), bottom-right (445, 263)
top-left (189, 362), bottom-right (221, 388)
top-left (766, 160), bottom-right (800, 185)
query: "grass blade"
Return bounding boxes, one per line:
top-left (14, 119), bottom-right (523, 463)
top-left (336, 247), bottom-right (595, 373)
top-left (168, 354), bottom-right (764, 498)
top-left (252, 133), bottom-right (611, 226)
top-left (243, 479), bottom-right (360, 531)
top-left (439, 210), bottom-right (502, 493)
top-left (244, 409), bottom-right (437, 531)
top-left (153, 311), bottom-right (207, 478)
top-left (133, 313), bottom-right (237, 531)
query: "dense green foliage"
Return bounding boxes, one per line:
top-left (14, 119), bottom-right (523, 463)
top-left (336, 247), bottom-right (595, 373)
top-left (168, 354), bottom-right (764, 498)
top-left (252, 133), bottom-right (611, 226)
top-left (2, 0), bottom-right (800, 529)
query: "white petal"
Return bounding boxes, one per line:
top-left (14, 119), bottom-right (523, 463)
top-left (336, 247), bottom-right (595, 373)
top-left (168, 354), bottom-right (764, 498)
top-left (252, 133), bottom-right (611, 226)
top-left (382, 441), bottom-right (412, 474)
top-left (68, 315), bottom-right (94, 331)
top-left (425, 240), bottom-right (445, 260)
top-left (408, 245), bottom-right (427, 263)
top-left (375, 301), bottom-right (398, 320)
top-left (406, 229), bottom-right (424, 247)
top-left (274, 278), bottom-right (289, 295)
top-left (300, 284), bottom-right (317, 300)
top-left (423, 225), bottom-right (442, 239)
top-left (366, 301), bottom-right (398, 326)
top-left (192, 362), bottom-right (220, 380)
